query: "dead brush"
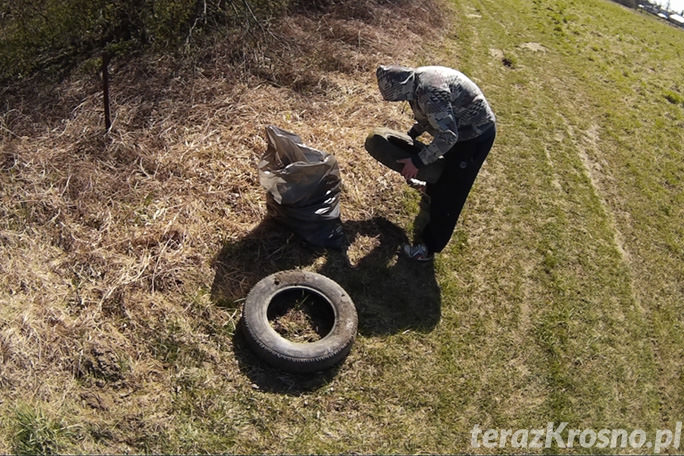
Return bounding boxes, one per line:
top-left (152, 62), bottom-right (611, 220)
top-left (0, 0), bottom-right (449, 451)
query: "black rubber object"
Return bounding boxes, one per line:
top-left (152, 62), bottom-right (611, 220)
top-left (242, 270), bottom-right (358, 373)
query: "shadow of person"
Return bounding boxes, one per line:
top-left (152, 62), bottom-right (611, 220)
top-left (317, 216), bottom-right (441, 337)
top-left (211, 213), bottom-right (441, 394)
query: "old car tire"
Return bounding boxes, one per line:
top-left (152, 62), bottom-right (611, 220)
top-left (242, 270), bottom-right (358, 373)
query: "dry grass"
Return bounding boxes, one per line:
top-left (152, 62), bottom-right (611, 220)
top-left (0, 0), bottom-right (446, 452)
top-left (5, 0), bottom-right (682, 452)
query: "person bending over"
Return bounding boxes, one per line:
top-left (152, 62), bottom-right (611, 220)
top-left (365, 65), bottom-right (496, 261)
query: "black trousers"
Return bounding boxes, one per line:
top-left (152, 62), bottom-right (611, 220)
top-left (422, 125), bottom-right (496, 253)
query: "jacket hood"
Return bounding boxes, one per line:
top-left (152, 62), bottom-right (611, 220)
top-left (376, 65), bottom-right (415, 101)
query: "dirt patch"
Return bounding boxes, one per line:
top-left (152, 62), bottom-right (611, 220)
top-left (489, 48), bottom-right (504, 60)
top-left (79, 345), bottom-right (125, 384)
top-left (520, 42), bottom-right (547, 52)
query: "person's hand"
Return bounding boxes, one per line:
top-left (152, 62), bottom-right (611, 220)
top-left (397, 158), bottom-right (419, 180)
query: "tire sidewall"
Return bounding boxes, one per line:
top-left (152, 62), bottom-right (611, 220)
top-left (242, 270), bottom-right (357, 372)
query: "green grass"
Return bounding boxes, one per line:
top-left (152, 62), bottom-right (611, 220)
top-left (10, 404), bottom-right (70, 455)
top-left (1, 0), bottom-right (683, 453)
top-left (434, 0), bottom-right (683, 447)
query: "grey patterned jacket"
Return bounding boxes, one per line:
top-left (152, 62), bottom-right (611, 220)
top-left (376, 65), bottom-right (496, 166)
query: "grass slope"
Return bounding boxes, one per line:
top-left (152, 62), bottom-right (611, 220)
top-left (1, 0), bottom-right (683, 453)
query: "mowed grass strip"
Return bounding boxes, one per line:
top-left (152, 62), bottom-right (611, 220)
top-left (430, 0), bottom-right (680, 447)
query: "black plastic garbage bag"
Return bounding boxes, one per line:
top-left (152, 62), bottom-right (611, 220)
top-left (258, 125), bottom-right (346, 249)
